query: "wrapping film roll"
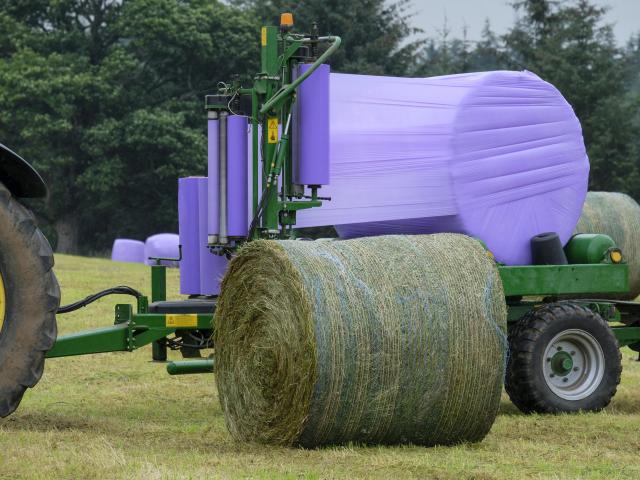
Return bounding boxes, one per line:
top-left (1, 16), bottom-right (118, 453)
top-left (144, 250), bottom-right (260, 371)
top-left (199, 179), bottom-right (228, 294)
top-left (227, 116), bottom-right (249, 238)
top-left (295, 63), bottom-right (330, 186)
top-left (179, 177), bottom-right (228, 295)
top-left (179, 177), bottom-right (201, 294)
top-left (296, 70), bottom-right (589, 265)
top-left (207, 116), bottom-right (219, 241)
top-left (208, 115), bottom-right (249, 242)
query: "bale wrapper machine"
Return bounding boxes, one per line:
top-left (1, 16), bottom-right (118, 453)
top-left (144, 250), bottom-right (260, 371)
top-left (1, 15), bottom-right (640, 420)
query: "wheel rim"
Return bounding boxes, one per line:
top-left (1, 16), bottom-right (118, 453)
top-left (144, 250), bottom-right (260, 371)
top-left (543, 329), bottom-right (605, 401)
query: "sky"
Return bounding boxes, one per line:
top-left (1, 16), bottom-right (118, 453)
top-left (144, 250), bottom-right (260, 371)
top-left (409, 0), bottom-right (639, 45)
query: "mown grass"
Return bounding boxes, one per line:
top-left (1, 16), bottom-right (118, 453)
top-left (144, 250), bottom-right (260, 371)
top-left (0, 254), bottom-right (639, 479)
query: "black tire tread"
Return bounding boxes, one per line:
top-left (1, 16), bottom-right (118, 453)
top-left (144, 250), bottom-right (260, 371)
top-left (506, 303), bottom-right (621, 414)
top-left (0, 182), bottom-right (59, 417)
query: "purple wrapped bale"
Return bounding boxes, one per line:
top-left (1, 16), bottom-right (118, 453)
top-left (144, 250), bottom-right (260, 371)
top-left (111, 239), bottom-right (145, 264)
top-left (296, 70), bottom-right (589, 265)
top-left (227, 115), bottom-right (248, 238)
top-left (295, 63), bottom-right (330, 186)
top-left (179, 177), bottom-right (203, 294)
top-left (198, 179), bottom-right (228, 295)
top-left (145, 233), bottom-right (180, 267)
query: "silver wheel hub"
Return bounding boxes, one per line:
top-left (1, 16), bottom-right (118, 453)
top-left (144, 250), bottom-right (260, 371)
top-left (542, 329), bottom-right (605, 401)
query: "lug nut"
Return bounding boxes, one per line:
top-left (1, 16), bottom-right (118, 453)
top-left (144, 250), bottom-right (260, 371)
top-left (563, 377), bottom-right (568, 382)
top-left (570, 351), bottom-right (576, 356)
top-left (557, 346), bottom-right (562, 351)
top-left (573, 367), bottom-right (579, 371)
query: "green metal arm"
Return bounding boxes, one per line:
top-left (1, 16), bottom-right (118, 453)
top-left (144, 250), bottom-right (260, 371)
top-left (259, 35), bottom-right (341, 115)
top-left (46, 311), bottom-right (214, 358)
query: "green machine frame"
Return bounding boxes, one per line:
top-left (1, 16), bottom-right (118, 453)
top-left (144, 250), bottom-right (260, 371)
top-left (47, 261), bottom-right (640, 368)
top-left (205, 23), bottom-right (341, 248)
top-left (49, 20), bottom-right (343, 371)
top-left (48, 19), bottom-right (640, 374)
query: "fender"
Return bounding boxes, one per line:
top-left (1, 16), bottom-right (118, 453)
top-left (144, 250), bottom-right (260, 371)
top-left (0, 143), bottom-right (47, 198)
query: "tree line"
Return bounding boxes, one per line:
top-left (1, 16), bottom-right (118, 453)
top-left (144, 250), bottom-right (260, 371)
top-left (0, 0), bottom-right (637, 254)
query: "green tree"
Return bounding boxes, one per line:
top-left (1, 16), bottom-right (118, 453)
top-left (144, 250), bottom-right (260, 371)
top-left (625, 34), bottom-right (640, 93)
top-left (414, 18), bottom-right (467, 76)
top-left (237, 0), bottom-right (423, 75)
top-left (503, 0), bottom-right (639, 195)
top-left (469, 20), bottom-right (507, 71)
top-left (0, 0), bottom-right (259, 253)
top-left (624, 35), bottom-right (640, 181)
top-left (415, 19), bottom-right (506, 76)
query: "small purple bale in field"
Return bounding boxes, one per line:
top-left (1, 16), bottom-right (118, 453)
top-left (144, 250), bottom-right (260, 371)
top-left (145, 233), bottom-right (180, 267)
top-left (111, 239), bottom-right (145, 264)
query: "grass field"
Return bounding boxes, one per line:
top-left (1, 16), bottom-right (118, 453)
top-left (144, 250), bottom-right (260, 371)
top-left (1, 254), bottom-right (639, 479)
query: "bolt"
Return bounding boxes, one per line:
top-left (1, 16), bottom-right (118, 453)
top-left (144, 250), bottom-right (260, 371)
top-left (550, 373), bottom-right (555, 378)
top-left (563, 377), bottom-right (569, 383)
top-left (570, 351), bottom-right (576, 356)
top-left (573, 367), bottom-right (579, 371)
top-left (547, 357), bottom-right (551, 362)
top-left (557, 346), bottom-right (563, 351)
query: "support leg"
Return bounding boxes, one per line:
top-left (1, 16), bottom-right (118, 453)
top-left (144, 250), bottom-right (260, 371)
top-left (152, 339), bottom-right (167, 362)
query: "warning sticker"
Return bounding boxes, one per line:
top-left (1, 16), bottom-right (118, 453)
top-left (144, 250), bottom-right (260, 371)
top-left (267, 118), bottom-right (278, 144)
top-left (166, 314), bottom-right (198, 328)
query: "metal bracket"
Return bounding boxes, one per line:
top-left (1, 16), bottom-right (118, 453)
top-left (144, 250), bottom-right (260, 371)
top-left (148, 245), bottom-right (183, 265)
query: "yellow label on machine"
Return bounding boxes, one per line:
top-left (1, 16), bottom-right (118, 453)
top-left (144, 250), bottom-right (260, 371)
top-left (267, 118), bottom-right (278, 143)
top-left (166, 314), bottom-right (198, 328)
top-left (261, 27), bottom-right (267, 47)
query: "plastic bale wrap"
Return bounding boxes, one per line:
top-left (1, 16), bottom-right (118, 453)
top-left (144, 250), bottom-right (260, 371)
top-left (111, 239), bottom-right (145, 264)
top-left (295, 70), bottom-right (589, 265)
top-left (576, 191), bottom-right (640, 298)
top-left (144, 233), bottom-right (180, 268)
top-left (214, 233), bottom-right (507, 447)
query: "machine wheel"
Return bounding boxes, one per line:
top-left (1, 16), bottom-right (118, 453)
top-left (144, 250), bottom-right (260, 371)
top-left (506, 303), bottom-right (621, 413)
top-left (0, 182), bottom-right (60, 417)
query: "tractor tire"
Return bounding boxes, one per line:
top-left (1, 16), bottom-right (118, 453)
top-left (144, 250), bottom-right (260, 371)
top-left (506, 302), bottom-right (621, 414)
top-left (0, 182), bottom-right (59, 417)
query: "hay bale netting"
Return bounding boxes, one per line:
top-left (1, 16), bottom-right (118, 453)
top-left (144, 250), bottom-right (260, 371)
top-left (576, 191), bottom-right (640, 298)
top-left (215, 233), bottom-right (508, 447)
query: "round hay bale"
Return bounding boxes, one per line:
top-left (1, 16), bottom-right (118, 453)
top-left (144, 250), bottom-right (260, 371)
top-left (215, 233), bottom-right (507, 447)
top-left (576, 191), bottom-right (640, 298)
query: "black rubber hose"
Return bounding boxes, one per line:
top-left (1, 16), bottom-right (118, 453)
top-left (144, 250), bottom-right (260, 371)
top-left (57, 286), bottom-right (142, 314)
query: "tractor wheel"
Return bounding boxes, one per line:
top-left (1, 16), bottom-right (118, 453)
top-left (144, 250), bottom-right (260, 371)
top-left (0, 182), bottom-right (60, 417)
top-left (506, 303), bottom-right (621, 413)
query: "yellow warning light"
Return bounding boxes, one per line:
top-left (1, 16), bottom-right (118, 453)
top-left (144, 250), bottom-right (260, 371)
top-left (610, 249), bottom-right (623, 264)
top-left (280, 13), bottom-right (294, 27)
